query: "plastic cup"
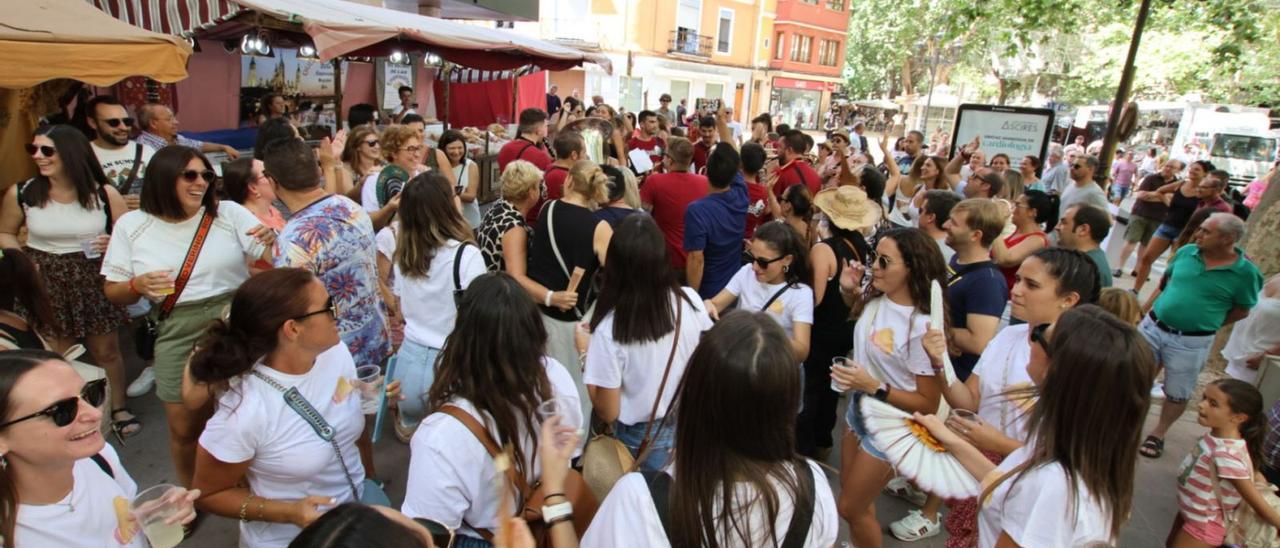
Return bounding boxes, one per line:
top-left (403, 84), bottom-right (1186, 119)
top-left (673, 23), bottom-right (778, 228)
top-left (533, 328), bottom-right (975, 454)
top-left (131, 484), bottom-right (184, 548)
top-left (153, 270), bottom-right (176, 297)
top-left (949, 408), bottom-right (978, 423)
top-left (536, 398), bottom-right (583, 440)
top-left (78, 233), bottom-right (102, 259)
top-left (354, 365), bottom-right (383, 415)
top-left (830, 357), bottom-right (853, 393)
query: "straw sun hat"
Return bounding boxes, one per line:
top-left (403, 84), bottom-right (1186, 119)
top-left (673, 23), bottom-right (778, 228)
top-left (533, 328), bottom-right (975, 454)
top-left (813, 185), bottom-right (880, 231)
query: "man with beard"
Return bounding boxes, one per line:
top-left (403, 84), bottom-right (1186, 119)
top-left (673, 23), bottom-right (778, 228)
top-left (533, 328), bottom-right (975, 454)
top-left (86, 96), bottom-right (155, 210)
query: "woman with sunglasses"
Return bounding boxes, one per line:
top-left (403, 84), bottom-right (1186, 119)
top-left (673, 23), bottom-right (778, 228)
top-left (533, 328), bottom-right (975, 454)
top-left (403, 273), bottom-right (581, 546)
top-left (990, 189), bottom-right (1057, 291)
top-left (880, 128), bottom-right (957, 228)
top-left (0, 124), bottom-right (131, 439)
top-left (361, 125), bottom-right (422, 232)
top-left (388, 172), bottom-right (485, 441)
top-left (101, 145), bottom-right (274, 490)
top-left (704, 221), bottom-right (813, 363)
top-left (885, 247), bottom-right (1099, 544)
top-left (828, 227), bottom-right (945, 548)
top-left (188, 268), bottom-right (386, 548)
top-left (0, 349), bottom-right (199, 547)
top-left (582, 310), bottom-right (838, 547)
top-left (915, 305), bottom-right (1154, 547)
top-left (339, 126), bottom-right (382, 202)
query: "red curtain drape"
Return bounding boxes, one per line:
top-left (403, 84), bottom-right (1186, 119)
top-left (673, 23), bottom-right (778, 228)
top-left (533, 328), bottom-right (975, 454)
top-left (433, 71), bottom-right (547, 128)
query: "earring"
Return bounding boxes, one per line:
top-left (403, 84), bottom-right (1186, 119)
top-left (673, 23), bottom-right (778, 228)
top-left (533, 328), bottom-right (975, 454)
top-left (783, 265), bottom-right (790, 273)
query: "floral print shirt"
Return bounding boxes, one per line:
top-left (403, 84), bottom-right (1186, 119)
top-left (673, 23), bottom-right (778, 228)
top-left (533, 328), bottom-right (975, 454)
top-left (275, 195), bottom-right (390, 366)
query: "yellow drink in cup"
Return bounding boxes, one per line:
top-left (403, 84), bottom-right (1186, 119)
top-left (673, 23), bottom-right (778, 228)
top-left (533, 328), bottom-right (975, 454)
top-left (131, 484), bottom-right (183, 548)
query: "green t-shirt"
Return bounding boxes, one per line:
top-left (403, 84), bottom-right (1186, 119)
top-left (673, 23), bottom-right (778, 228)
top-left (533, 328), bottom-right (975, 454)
top-left (1085, 248), bottom-right (1113, 288)
top-left (1153, 245), bottom-right (1263, 333)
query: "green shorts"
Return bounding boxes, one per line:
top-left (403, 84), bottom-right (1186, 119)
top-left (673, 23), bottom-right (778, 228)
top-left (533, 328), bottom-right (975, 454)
top-left (1124, 215), bottom-right (1160, 245)
top-left (151, 293), bottom-right (232, 403)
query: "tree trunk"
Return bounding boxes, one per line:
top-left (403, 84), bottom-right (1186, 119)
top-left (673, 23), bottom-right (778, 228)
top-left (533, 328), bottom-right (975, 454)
top-left (902, 58), bottom-right (916, 96)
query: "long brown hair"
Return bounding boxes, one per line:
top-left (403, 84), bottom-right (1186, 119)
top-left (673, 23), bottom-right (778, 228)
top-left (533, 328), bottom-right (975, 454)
top-left (906, 155), bottom-right (948, 191)
top-left (851, 227), bottom-right (947, 319)
top-left (0, 248), bottom-right (54, 335)
top-left (426, 273), bottom-right (552, 483)
top-left (669, 311), bottom-right (813, 547)
top-left (341, 126), bottom-right (381, 181)
top-left (394, 172), bottom-right (474, 278)
top-left (0, 349), bottom-right (67, 545)
top-left (20, 125), bottom-right (110, 210)
top-left (1003, 304), bottom-right (1155, 538)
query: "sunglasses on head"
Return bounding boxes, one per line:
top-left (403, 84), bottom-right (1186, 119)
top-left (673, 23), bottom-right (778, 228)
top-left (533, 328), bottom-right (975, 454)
top-left (181, 170), bottom-right (217, 183)
top-left (101, 117), bottom-right (135, 128)
top-left (25, 144), bottom-right (56, 157)
top-left (1031, 323), bottom-right (1053, 357)
top-left (293, 296), bottom-right (337, 321)
top-left (0, 379), bottom-right (107, 430)
top-left (744, 252), bottom-right (787, 269)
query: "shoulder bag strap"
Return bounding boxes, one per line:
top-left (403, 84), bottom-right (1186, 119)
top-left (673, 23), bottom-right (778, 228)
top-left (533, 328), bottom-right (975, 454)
top-left (1207, 447), bottom-right (1241, 536)
top-left (760, 284), bottom-right (792, 313)
top-left (439, 405), bottom-right (533, 498)
top-left (250, 370), bottom-right (360, 501)
top-left (641, 469), bottom-right (675, 544)
top-left (516, 140), bottom-right (537, 161)
top-left (544, 201), bottom-right (572, 279)
top-left (780, 461), bottom-right (817, 548)
top-left (90, 453), bottom-right (115, 479)
top-left (452, 242), bottom-right (472, 305)
top-left (122, 143), bottom-right (144, 195)
top-left (632, 298), bottom-right (683, 467)
top-left (97, 185), bottom-right (114, 234)
top-left (158, 211), bottom-right (214, 320)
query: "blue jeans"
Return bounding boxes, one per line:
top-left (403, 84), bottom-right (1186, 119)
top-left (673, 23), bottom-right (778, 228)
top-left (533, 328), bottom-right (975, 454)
top-left (1139, 315), bottom-right (1214, 403)
top-left (453, 535), bottom-right (493, 548)
top-left (394, 339), bottom-right (441, 428)
top-left (614, 419), bottom-right (675, 472)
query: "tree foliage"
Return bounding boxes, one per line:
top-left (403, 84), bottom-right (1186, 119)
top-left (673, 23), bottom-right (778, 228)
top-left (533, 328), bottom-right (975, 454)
top-left (843, 0), bottom-right (1280, 107)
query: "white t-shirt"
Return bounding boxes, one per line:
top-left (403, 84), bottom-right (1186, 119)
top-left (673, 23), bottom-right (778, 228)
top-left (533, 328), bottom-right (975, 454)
top-left (978, 444), bottom-right (1112, 548)
top-left (199, 342), bottom-right (365, 548)
top-left (360, 172), bottom-right (381, 213)
top-left (1223, 293), bottom-right (1280, 384)
top-left (402, 357), bottom-right (580, 540)
top-left (101, 203), bottom-right (267, 304)
top-left (855, 297), bottom-right (933, 391)
top-left (581, 460), bottom-right (838, 548)
top-left (375, 223), bottom-right (396, 263)
top-left (452, 159), bottom-right (483, 228)
top-left (582, 287), bottom-right (713, 425)
top-left (970, 324), bottom-right (1034, 440)
top-left (394, 240), bottom-right (486, 349)
top-left (92, 141), bottom-right (156, 194)
top-left (723, 264), bottom-right (814, 338)
top-left (15, 444), bottom-right (145, 548)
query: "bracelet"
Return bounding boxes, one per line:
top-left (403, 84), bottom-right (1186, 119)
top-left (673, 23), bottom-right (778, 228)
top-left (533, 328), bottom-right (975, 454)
top-left (544, 290), bottom-right (554, 307)
top-left (256, 498), bottom-right (266, 521)
top-left (239, 494), bottom-right (255, 522)
top-left (543, 492), bottom-right (567, 501)
top-left (128, 277), bottom-right (143, 296)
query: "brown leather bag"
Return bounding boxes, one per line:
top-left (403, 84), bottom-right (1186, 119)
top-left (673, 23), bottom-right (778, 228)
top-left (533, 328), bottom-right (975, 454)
top-left (440, 405), bottom-right (599, 546)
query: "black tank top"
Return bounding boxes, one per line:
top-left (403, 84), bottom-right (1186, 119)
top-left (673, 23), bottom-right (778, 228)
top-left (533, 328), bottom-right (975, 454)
top-left (1164, 185), bottom-right (1200, 229)
top-left (527, 200), bottom-right (603, 322)
top-left (0, 322), bottom-right (43, 350)
top-left (812, 233), bottom-right (871, 340)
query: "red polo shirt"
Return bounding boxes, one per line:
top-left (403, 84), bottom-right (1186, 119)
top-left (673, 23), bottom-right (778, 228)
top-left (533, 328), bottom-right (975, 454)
top-left (497, 137), bottom-right (553, 173)
top-left (773, 158), bottom-right (822, 197)
top-left (527, 164), bottom-right (570, 226)
top-left (627, 136), bottom-right (666, 173)
top-left (692, 140), bottom-right (715, 174)
top-left (640, 171), bottom-right (709, 269)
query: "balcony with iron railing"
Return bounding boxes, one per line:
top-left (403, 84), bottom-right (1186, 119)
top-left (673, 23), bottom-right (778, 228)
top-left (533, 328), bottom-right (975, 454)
top-left (668, 29), bottom-right (713, 58)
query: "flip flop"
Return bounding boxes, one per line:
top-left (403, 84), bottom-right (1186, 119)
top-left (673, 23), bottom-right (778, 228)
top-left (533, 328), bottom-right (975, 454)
top-left (1139, 435), bottom-right (1164, 459)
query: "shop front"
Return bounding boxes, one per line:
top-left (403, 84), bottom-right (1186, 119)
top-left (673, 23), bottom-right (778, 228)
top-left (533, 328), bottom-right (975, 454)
top-left (768, 76), bottom-right (838, 131)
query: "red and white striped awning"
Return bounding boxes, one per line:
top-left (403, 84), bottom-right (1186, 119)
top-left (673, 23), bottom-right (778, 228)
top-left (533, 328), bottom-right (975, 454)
top-left (89, 0), bottom-right (612, 73)
top-left (448, 65), bottom-right (540, 84)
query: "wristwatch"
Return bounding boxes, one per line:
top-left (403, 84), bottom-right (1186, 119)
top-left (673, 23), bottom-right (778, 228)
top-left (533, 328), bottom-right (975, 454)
top-left (542, 500), bottom-right (573, 524)
top-left (872, 383), bottom-right (890, 402)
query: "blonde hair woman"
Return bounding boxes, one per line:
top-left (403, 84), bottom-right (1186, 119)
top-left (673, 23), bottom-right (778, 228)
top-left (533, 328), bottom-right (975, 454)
top-left (477, 160), bottom-right (543, 273)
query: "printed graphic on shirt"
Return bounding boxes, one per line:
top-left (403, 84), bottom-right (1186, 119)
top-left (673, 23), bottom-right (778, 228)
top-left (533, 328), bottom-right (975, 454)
top-left (768, 299), bottom-right (785, 314)
top-left (333, 377), bottom-right (354, 404)
top-left (748, 199), bottom-right (767, 217)
top-left (872, 328), bottom-right (896, 355)
top-left (113, 496), bottom-right (139, 544)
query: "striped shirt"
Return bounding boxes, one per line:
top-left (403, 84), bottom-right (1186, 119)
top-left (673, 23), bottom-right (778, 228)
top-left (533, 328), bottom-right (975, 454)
top-left (1176, 435), bottom-right (1252, 525)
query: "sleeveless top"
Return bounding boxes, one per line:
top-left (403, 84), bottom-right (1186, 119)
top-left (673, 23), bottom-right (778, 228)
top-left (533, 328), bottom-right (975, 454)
top-left (812, 234), bottom-right (870, 342)
top-left (0, 322), bottom-right (43, 350)
top-left (18, 181), bottom-right (111, 255)
top-left (1164, 185), bottom-right (1201, 229)
top-left (1000, 230), bottom-right (1048, 289)
top-left (451, 159), bottom-right (482, 228)
top-left (527, 200), bottom-right (603, 322)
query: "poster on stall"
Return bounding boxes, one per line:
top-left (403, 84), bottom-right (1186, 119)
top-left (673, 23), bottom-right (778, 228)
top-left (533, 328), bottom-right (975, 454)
top-left (948, 104), bottom-right (1055, 169)
top-left (241, 49), bottom-right (338, 97)
top-left (379, 61), bottom-right (417, 111)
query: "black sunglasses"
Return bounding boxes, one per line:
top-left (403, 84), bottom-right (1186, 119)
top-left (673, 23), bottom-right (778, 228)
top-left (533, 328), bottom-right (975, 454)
top-left (293, 296), bottom-right (337, 321)
top-left (0, 379), bottom-right (107, 430)
top-left (867, 250), bottom-right (893, 270)
top-left (181, 169), bottom-right (217, 183)
top-left (25, 144), bottom-right (56, 157)
top-left (744, 252), bottom-right (787, 269)
top-left (364, 139), bottom-right (380, 147)
top-left (1031, 323), bottom-right (1053, 357)
top-left (102, 117), bottom-right (135, 128)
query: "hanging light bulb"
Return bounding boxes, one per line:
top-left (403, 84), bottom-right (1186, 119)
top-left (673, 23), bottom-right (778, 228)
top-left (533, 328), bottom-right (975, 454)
top-left (299, 45), bottom-right (317, 58)
top-left (389, 50), bottom-right (406, 64)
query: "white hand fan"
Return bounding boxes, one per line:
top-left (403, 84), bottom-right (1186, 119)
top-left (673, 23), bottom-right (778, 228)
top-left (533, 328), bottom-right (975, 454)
top-left (856, 395), bottom-right (981, 500)
top-left (930, 280), bottom-right (959, 387)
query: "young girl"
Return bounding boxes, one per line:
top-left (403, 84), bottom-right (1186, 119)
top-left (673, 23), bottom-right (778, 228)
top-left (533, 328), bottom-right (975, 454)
top-left (705, 221), bottom-right (813, 363)
top-left (1169, 379), bottom-right (1280, 546)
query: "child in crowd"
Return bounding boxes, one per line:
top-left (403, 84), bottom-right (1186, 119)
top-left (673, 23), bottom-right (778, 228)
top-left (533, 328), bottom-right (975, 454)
top-left (1169, 379), bottom-right (1280, 546)
top-left (1098, 287), bottom-right (1141, 325)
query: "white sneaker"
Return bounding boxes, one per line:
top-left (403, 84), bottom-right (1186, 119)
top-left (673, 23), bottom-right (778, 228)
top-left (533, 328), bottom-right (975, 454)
top-left (890, 509), bottom-right (942, 541)
top-left (126, 367), bottom-right (156, 398)
top-left (1150, 382), bottom-right (1165, 399)
top-left (883, 476), bottom-right (928, 507)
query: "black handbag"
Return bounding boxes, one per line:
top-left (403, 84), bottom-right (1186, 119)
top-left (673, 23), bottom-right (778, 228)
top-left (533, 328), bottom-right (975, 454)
top-left (134, 318), bottom-right (158, 361)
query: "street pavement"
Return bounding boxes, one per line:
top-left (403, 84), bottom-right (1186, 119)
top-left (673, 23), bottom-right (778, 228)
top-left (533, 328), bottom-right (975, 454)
top-left (108, 218), bottom-right (1196, 548)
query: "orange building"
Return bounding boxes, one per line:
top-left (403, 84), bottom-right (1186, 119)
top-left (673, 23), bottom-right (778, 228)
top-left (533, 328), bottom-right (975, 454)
top-left (752, 0), bottom-right (849, 130)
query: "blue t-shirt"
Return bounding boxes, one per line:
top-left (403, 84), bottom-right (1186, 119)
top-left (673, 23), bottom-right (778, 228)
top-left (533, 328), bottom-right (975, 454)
top-left (946, 257), bottom-right (1009, 380)
top-left (684, 173), bottom-right (748, 299)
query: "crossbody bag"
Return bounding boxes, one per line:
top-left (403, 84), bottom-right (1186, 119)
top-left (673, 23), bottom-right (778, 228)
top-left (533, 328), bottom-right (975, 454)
top-left (250, 369), bottom-right (389, 506)
top-left (452, 242), bottom-right (474, 306)
top-left (135, 211), bottom-right (213, 360)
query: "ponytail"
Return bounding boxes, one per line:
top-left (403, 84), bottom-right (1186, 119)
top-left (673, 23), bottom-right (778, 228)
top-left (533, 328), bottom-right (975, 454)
top-left (1213, 379), bottom-right (1267, 468)
top-left (568, 159), bottom-right (609, 205)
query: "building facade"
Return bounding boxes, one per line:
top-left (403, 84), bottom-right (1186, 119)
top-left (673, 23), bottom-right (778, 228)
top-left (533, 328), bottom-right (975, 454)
top-left (754, 0), bottom-right (848, 130)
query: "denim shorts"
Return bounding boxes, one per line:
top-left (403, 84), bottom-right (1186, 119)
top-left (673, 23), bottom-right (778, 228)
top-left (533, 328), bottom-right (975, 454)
top-left (844, 392), bottom-right (889, 461)
top-left (1139, 315), bottom-right (1215, 402)
top-left (614, 419), bottom-right (675, 472)
top-left (1154, 222), bottom-right (1183, 241)
top-left (393, 339), bottom-right (441, 428)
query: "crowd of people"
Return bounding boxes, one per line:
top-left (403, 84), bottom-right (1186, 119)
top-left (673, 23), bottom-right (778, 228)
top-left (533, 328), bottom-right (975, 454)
top-left (0, 87), bottom-right (1278, 548)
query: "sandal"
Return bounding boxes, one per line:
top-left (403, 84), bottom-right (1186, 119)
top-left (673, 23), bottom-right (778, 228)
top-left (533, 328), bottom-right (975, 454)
top-left (110, 407), bottom-right (142, 444)
top-left (1139, 435), bottom-right (1164, 459)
